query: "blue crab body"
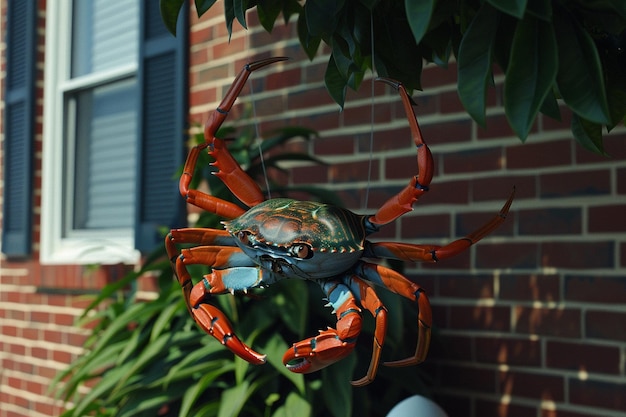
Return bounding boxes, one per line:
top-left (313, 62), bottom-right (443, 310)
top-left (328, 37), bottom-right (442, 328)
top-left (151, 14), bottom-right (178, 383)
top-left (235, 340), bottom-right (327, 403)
top-left (224, 198), bottom-right (366, 279)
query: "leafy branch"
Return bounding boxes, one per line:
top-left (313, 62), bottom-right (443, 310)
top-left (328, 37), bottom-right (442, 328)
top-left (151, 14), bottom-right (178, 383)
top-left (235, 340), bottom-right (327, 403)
top-left (162, 0), bottom-right (626, 153)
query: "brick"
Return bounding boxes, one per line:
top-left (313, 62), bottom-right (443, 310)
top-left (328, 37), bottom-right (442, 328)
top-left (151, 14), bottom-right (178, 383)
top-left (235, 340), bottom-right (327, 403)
top-left (546, 340), bottom-right (620, 374)
top-left (575, 132), bottom-right (626, 162)
top-left (449, 305), bottom-right (510, 332)
top-left (518, 207), bottom-right (582, 235)
top-left (618, 168), bottom-right (626, 195)
top-left (288, 85), bottom-right (335, 111)
top-left (499, 274), bottom-right (560, 302)
top-left (442, 147), bottom-right (504, 175)
top-left (439, 90), bottom-right (467, 114)
top-left (438, 274), bottom-right (494, 299)
top-left (541, 241), bottom-right (614, 269)
top-left (400, 213), bottom-right (451, 240)
top-left (541, 107), bottom-right (573, 132)
top-left (369, 126), bottom-right (414, 152)
top-left (329, 160), bottom-right (379, 183)
top-left (421, 62), bottom-right (458, 89)
top-left (439, 363), bottom-right (496, 393)
top-left (588, 204), bottom-right (626, 233)
top-left (421, 119), bottom-right (472, 145)
top-left (478, 114), bottom-right (520, 140)
top-left (475, 336), bottom-right (541, 366)
top-left (585, 310), bottom-right (626, 342)
top-left (476, 400), bottom-right (537, 417)
top-left (514, 306), bottom-right (581, 338)
top-left (498, 370), bottom-right (565, 401)
top-left (475, 242), bottom-right (539, 269)
top-left (569, 378), bottom-right (626, 412)
top-left (456, 210), bottom-right (515, 238)
top-left (472, 175), bottom-right (535, 202)
top-left (506, 139), bottom-right (572, 169)
top-left (343, 102), bottom-right (392, 128)
top-left (385, 154), bottom-right (420, 180)
top-left (420, 179), bottom-right (471, 206)
top-left (564, 274), bottom-right (626, 304)
top-left (313, 134), bottom-right (354, 155)
top-left (539, 170), bottom-right (611, 198)
top-left (427, 334), bottom-right (472, 362)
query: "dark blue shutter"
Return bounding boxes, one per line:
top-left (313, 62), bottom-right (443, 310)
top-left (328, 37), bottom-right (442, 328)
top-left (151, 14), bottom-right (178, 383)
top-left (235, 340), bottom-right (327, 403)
top-left (2, 2), bottom-right (37, 257)
top-left (135, 0), bottom-right (188, 252)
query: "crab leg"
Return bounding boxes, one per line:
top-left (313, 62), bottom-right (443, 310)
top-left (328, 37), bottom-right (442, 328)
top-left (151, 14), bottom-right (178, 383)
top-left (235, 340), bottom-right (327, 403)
top-left (357, 262), bottom-right (432, 368)
top-left (174, 245), bottom-right (272, 365)
top-left (205, 57), bottom-right (288, 207)
top-left (367, 188), bottom-right (515, 262)
top-left (368, 78), bottom-right (434, 226)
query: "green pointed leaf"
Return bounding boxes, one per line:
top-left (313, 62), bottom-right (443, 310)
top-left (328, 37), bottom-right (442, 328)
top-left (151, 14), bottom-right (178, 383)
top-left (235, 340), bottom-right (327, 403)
top-left (196, 0), bottom-right (219, 16)
top-left (539, 90), bottom-right (561, 121)
top-left (272, 392), bottom-right (312, 417)
top-left (179, 364), bottom-right (236, 417)
top-left (571, 113), bottom-right (607, 155)
top-left (321, 354), bottom-right (356, 417)
top-left (504, 16), bottom-right (558, 140)
top-left (257, 0), bottom-right (282, 32)
top-left (487, 0), bottom-right (528, 18)
top-left (298, 12), bottom-right (322, 59)
top-left (405, 0), bottom-right (436, 44)
top-left (218, 381), bottom-right (254, 417)
top-left (325, 55), bottom-right (347, 108)
top-left (457, 3), bottom-right (500, 126)
top-left (554, 9), bottom-right (611, 125)
top-left (261, 332), bottom-right (305, 393)
top-left (234, 0), bottom-right (248, 29)
top-left (160, 0), bottom-right (186, 35)
top-left (304, 0), bottom-right (344, 37)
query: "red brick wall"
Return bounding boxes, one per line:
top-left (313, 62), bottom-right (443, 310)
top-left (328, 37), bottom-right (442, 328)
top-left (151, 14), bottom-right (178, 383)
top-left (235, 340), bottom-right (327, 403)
top-left (1, 2), bottom-right (625, 416)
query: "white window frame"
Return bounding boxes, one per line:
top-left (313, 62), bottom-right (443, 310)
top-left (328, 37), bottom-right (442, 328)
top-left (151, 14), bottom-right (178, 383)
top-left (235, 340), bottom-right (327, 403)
top-left (41, 0), bottom-right (140, 264)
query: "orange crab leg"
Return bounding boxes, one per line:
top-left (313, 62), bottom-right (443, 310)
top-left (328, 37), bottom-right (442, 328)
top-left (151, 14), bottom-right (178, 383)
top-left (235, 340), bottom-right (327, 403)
top-left (205, 57), bottom-right (288, 208)
top-left (357, 262), bottom-right (432, 368)
top-left (368, 188), bottom-right (515, 262)
top-left (175, 245), bottom-right (268, 365)
top-left (368, 78), bottom-right (434, 226)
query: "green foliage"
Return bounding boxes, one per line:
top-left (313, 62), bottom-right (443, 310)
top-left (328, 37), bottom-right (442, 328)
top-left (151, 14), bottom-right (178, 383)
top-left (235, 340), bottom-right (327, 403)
top-left (161, 0), bottom-right (626, 153)
top-left (53, 122), bottom-right (430, 416)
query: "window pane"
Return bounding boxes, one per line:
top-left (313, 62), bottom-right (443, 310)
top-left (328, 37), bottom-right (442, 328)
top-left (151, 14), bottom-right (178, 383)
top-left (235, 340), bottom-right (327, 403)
top-left (71, 0), bottom-right (139, 77)
top-left (70, 78), bottom-right (138, 231)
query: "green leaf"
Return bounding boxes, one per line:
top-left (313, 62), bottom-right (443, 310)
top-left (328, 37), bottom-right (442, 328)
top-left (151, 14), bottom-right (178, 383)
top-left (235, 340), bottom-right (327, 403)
top-left (457, 3), bottom-right (500, 126)
top-left (487, 0), bottom-right (528, 19)
top-left (297, 12), bottom-right (322, 59)
top-left (321, 354), bottom-right (356, 417)
top-left (304, 0), bottom-right (345, 37)
top-left (571, 113), bottom-right (607, 155)
top-left (405, 0), bottom-right (436, 44)
top-left (196, 0), bottom-right (219, 16)
top-left (179, 364), bottom-right (236, 417)
top-left (261, 332), bottom-right (306, 393)
top-left (539, 90), bottom-right (561, 121)
top-left (257, 0), bottom-right (282, 32)
top-left (218, 381), bottom-right (254, 417)
top-left (160, 0), bottom-right (186, 35)
top-left (554, 8), bottom-right (611, 125)
top-left (234, 0), bottom-right (248, 29)
top-left (504, 16), bottom-right (558, 140)
top-left (272, 392), bottom-right (312, 417)
top-left (325, 55), bottom-right (348, 108)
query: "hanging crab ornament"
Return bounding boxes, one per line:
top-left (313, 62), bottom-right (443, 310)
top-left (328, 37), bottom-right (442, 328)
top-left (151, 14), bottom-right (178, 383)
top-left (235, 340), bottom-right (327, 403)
top-left (166, 57), bottom-right (514, 386)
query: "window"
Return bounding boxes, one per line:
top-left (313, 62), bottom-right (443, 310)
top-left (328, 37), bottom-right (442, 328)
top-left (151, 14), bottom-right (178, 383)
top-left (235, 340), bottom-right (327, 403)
top-left (39, 0), bottom-right (188, 264)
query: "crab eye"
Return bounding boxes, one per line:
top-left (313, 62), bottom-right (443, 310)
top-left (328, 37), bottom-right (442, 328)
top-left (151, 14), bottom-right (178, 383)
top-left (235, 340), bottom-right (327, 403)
top-left (290, 244), bottom-right (312, 259)
top-left (237, 231), bottom-right (251, 245)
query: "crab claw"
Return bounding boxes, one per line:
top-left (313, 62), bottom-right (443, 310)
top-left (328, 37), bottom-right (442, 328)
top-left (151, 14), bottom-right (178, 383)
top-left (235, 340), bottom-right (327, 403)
top-left (282, 328), bottom-right (357, 374)
top-left (189, 278), bottom-right (266, 365)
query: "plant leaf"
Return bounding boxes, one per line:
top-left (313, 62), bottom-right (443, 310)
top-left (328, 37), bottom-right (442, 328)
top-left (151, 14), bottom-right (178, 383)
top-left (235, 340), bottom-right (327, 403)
top-left (405, 0), bottom-right (436, 44)
top-left (298, 12), bottom-right (322, 59)
top-left (554, 7), bottom-right (611, 125)
top-left (321, 354), bottom-right (356, 417)
top-left (233, 0), bottom-right (248, 29)
top-left (487, 0), bottom-right (528, 19)
top-left (179, 364), bottom-right (236, 417)
top-left (571, 113), bottom-right (607, 155)
top-left (325, 55), bottom-right (348, 108)
top-left (196, 0), bottom-right (219, 16)
top-left (218, 380), bottom-right (253, 417)
top-left (160, 0), bottom-right (186, 35)
top-left (272, 392), bottom-right (312, 417)
top-left (457, 3), bottom-right (500, 126)
top-left (504, 16), bottom-right (558, 140)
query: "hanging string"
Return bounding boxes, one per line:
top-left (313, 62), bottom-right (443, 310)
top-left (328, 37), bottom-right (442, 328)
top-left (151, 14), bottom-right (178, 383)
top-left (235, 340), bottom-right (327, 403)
top-left (363, 11), bottom-right (377, 210)
top-left (249, 78), bottom-right (272, 199)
